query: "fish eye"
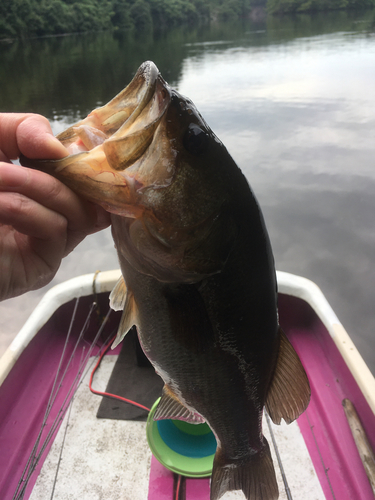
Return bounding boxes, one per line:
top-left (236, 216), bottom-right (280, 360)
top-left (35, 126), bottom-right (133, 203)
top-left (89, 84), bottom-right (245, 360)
top-left (183, 123), bottom-right (210, 156)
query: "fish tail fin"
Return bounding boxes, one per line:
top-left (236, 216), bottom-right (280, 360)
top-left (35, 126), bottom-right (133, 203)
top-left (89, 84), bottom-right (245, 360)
top-left (211, 438), bottom-right (278, 500)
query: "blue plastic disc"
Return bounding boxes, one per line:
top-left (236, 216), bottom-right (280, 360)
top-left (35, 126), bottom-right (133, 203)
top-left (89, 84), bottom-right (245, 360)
top-left (157, 419), bottom-right (217, 458)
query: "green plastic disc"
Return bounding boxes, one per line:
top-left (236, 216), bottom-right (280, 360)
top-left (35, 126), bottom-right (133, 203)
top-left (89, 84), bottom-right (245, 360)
top-left (146, 398), bottom-right (216, 478)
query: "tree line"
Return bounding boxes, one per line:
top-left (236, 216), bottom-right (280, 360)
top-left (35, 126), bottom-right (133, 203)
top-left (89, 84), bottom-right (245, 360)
top-left (267, 0), bottom-right (375, 14)
top-left (0, 0), bottom-right (374, 39)
top-left (0, 0), bottom-right (243, 39)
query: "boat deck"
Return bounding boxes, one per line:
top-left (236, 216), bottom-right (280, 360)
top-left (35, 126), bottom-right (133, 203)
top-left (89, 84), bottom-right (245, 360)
top-left (29, 354), bottom-right (324, 500)
top-left (0, 272), bottom-right (374, 499)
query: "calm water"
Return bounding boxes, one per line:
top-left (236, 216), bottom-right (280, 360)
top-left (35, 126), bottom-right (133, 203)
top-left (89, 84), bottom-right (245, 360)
top-left (1, 10), bottom-right (375, 374)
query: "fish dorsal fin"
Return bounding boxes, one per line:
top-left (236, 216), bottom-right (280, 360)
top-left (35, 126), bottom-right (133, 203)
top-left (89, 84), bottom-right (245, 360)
top-left (154, 385), bottom-right (205, 424)
top-left (265, 328), bottom-right (311, 424)
top-left (111, 288), bottom-right (138, 349)
top-left (109, 276), bottom-right (127, 311)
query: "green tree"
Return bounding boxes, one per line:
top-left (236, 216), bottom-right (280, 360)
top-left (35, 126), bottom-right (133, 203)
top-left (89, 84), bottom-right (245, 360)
top-left (111, 0), bottom-right (133, 29)
top-left (267, 0), bottom-right (374, 13)
top-left (130, 0), bottom-right (153, 30)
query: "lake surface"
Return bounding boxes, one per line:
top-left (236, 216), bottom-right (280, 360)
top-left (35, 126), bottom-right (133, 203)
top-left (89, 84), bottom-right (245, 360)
top-left (1, 10), bottom-right (375, 374)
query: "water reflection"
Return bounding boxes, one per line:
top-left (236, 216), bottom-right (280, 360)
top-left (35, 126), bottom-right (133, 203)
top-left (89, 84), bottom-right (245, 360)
top-left (0, 10), bottom-right (374, 374)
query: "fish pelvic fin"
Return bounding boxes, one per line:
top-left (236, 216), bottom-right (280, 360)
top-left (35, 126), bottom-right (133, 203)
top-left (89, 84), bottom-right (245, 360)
top-left (154, 385), bottom-right (205, 424)
top-left (265, 327), bottom-right (311, 425)
top-left (211, 438), bottom-right (278, 500)
top-left (111, 287), bottom-right (138, 349)
top-left (109, 276), bottom-right (127, 311)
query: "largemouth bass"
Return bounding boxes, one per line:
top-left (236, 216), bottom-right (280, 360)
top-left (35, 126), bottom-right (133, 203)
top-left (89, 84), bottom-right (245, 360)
top-left (21, 61), bottom-right (310, 500)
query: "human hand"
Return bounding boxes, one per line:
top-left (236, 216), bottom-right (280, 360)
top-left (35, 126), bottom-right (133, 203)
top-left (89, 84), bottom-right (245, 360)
top-left (0, 113), bottom-right (111, 301)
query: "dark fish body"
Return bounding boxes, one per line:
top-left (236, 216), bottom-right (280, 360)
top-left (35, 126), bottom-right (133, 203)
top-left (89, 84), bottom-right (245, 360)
top-left (112, 212), bottom-right (279, 498)
top-left (21, 62), bottom-right (310, 500)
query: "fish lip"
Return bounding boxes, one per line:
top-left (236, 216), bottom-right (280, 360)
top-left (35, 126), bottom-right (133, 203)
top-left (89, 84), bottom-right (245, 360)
top-left (139, 60), bottom-right (160, 89)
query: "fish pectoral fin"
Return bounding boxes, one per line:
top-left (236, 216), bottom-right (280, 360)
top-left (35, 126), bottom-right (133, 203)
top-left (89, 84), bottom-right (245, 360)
top-left (211, 438), bottom-right (278, 500)
top-left (111, 289), bottom-right (138, 349)
top-left (109, 276), bottom-right (127, 311)
top-left (153, 385), bottom-right (205, 424)
top-left (265, 327), bottom-right (311, 425)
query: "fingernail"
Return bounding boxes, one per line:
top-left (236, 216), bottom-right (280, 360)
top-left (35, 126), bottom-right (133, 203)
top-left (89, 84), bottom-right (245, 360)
top-left (46, 135), bottom-right (69, 158)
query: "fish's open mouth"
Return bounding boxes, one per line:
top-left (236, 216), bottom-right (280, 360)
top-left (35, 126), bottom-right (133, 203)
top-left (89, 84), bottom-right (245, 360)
top-left (59, 61), bottom-right (171, 166)
top-left (20, 61), bottom-right (172, 216)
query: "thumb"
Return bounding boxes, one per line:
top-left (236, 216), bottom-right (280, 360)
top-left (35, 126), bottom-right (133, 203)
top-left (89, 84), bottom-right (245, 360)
top-left (0, 113), bottom-right (68, 160)
top-left (17, 114), bottom-right (69, 159)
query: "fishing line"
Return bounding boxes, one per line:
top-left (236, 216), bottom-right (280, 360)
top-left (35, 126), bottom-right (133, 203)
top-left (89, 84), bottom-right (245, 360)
top-left (14, 298), bottom-right (91, 499)
top-left (48, 297), bottom-right (82, 410)
top-left (47, 315), bottom-right (150, 498)
top-left (12, 297), bottom-right (82, 500)
top-left (13, 295), bottom-right (156, 499)
top-left (265, 410), bottom-right (293, 500)
top-left (47, 341), bottom-right (106, 500)
top-left (30, 307), bottom-right (113, 475)
top-left (13, 300), bottom-right (111, 500)
top-left (21, 307), bottom-right (113, 499)
top-left (49, 389), bottom-right (75, 500)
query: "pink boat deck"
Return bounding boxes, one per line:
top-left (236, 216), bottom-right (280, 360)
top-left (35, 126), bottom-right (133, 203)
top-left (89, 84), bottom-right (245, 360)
top-left (278, 293), bottom-right (375, 500)
top-left (0, 291), bottom-right (374, 499)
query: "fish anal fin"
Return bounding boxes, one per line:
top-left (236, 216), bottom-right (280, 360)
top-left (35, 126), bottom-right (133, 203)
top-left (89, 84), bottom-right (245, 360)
top-left (265, 327), bottom-right (311, 425)
top-left (111, 288), bottom-right (138, 349)
top-left (109, 276), bottom-right (127, 311)
top-left (211, 438), bottom-right (278, 500)
top-left (154, 385), bottom-right (205, 424)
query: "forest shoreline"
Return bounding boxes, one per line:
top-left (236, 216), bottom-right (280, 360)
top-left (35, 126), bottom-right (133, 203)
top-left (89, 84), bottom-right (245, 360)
top-left (1, 0), bottom-right (375, 41)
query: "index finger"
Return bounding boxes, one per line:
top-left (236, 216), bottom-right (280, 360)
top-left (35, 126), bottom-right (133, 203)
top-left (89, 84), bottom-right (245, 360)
top-left (0, 162), bottom-right (97, 235)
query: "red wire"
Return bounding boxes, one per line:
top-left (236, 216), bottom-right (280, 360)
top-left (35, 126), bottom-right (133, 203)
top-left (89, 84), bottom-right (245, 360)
top-left (175, 474), bottom-right (182, 500)
top-left (91, 336), bottom-right (182, 500)
top-left (89, 335), bottom-right (151, 413)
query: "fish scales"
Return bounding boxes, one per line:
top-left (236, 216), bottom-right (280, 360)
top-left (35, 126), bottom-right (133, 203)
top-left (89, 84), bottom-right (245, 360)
top-left (21, 61), bottom-right (310, 500)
